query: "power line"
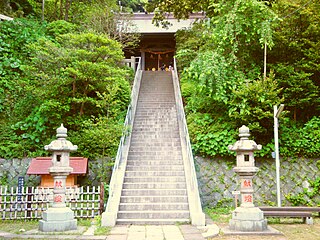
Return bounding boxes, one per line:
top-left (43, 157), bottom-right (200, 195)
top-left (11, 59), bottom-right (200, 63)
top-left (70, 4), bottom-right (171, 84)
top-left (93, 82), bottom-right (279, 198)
top-left (280, 0), bottom-right (314, 20)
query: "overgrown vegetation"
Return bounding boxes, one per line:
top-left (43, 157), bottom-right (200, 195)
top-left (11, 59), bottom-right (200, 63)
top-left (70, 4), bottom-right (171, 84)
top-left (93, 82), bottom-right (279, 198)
top-left (0, 1), bottom-right (138, 160)
top-left (170, 0), bottom-right (320, 158)
top-left (1, 0), bottom-right (319, 198)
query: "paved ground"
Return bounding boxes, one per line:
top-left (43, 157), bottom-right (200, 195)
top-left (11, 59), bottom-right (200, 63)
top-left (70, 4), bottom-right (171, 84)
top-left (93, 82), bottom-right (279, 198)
top-left (107, 224), bottom-right (206, 240)
top-left (0, 223), bottom-right (215, 240)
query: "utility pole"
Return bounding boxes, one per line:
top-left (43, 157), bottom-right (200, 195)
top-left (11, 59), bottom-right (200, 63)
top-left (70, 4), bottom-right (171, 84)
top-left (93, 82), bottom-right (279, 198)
top-left (263, 42), bottom-right (267, 81)
top-left (42, 0), bottom-right (45, 21)
top-left (274, 104), bottom-right (284, 207)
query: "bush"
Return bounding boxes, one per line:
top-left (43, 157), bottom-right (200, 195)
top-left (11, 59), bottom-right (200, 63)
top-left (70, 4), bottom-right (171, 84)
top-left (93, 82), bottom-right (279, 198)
top-left (187, 113), bottom-right (237, 157)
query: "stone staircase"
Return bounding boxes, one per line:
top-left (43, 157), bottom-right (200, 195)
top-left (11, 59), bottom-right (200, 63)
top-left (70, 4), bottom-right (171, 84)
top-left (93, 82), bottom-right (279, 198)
top-left (116, 71), bottom-right (190, 224)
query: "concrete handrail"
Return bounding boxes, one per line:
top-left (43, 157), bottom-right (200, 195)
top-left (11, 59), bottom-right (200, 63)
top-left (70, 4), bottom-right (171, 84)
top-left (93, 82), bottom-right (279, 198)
top-left (172, 58), bottom-right (205, 226)
top-left (102, 57), bottom-right (142, 226)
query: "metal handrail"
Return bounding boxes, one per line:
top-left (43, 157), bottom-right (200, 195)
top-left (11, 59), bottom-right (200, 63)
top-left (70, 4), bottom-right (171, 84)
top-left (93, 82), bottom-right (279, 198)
top-left (106, 57), bottom-right (142, 211)
top-left (172, 58), bottom-right (204, 226)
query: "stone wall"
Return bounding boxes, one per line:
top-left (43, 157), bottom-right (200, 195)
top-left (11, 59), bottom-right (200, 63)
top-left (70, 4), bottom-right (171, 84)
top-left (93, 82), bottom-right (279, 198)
top-left (0, 158), bottom-right (40, 186)
top-left (195, 156), bottom-right (320, 207)
top-left (1, 157), bottom-right (319, 208)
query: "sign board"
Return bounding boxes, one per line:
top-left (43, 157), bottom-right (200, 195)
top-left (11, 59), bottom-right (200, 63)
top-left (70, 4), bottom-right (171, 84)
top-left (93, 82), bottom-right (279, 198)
top-left (18, 176), bottom-right (24, 201)
top-left (232, 191), bottom-right (240, 195)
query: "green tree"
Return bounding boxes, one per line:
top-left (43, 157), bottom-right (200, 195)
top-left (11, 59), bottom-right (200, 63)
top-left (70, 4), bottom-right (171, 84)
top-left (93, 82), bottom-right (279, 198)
top-left (82, 4), bottom-right (141, 53)
top-left (146, 0), bottom-right (210, 25)
top-left (0, 18), bottom-right (47, 129)
top-left (269, 0), bottom-right (320, 122)
top-left (25, 32), bottom-right (131, 127)
top-left (0, 23), bottom-right (132, 158)
top-left (176, 0), bottom-right (281, 156)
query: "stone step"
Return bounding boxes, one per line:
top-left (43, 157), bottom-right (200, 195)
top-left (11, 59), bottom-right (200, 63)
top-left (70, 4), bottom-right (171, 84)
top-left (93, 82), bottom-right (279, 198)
top-left (129, 142), bottom-right (181, 147)
top-left (128, 151), bottom-right (181, 156)
top-left (127, 155), bottom-right (182, 160)
top-left (131, 124), bottom-right (178, 128)
top-left (126, 160), bottom-right (183, 166)
top-left (133, 118), bottom-right (177, 122)
top-left (128, 147), bottom-right (181, 152)
top-left (135, 110), bottom-right (176, 114)
top-left (131, 132), bottom-right (180, 136)
top-left (133, 116), bottom-right (176, 120)
top-left (136, 105), bottom-right (175, 109)
top-left (115, 71), bottom-right (191, 223)
top-left (126, 165), bottom-right (184, 171)
top-left (132, 117), bottom-right (177, 120)
top-left (130, 138), bottom-right (180, 142)
top-left (132, 124), bottom-right (177, 128)
top-left (120, 195), bottom-right (188, 203)
top-left (124, 176), bottom-right (186, 183)
top-left (130, 137), bottom-right (180, 141)
top-left (132, 126), bottom-right (178, 130)
top-left (122, 182), bottom-right (186, 189)
top-left (119, 203), bottom-right (189, 211)
top-left (135, 109), bottom-right (175, 113)
top-left (116, 218), bottom-right (190, 225)
top-left (136, 106), bottom-right (174, 109)
top-left (125, 172), bottom-right (185, 178)
top-left (138, 97), bottom-right (174, 100)
top-left (117, 210), bottom-right (190, 219)
top-left (127, 147), bottom-right (182, 153)
top-left (121, 189), bottom-right (187, 196)
top-left (132, 125), bottom-right (178, 130)
top-left (126, 164), bottom-right (184, 172)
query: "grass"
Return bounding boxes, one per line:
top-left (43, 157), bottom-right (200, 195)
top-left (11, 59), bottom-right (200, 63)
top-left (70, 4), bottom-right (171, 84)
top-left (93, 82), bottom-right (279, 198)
top-left (94, 226), bottom-right (111, 235)
top-left (205, 206), bottom-right (234, 223)
top-left (0, 220), bottom-right (38, 234)
top-left (0, 218), bottom-right (97, 235)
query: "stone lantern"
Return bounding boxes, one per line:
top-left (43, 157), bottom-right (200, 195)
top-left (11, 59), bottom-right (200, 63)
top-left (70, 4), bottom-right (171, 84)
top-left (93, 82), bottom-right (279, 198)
top-left (39, 124), bottom-right (78, 232)
top-left (228, 125), bottom-right (267, 232)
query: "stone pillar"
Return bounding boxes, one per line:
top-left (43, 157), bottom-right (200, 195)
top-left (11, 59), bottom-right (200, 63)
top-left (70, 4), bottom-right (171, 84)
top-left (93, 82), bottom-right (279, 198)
top-left (131, 56), bottom-right (136, 71)
top-left (141, 51), bottom-right (145, 70)
top-left (228, 125), bottom-right (267, 232)
top-left (39, 124), bottom-right (78, 232)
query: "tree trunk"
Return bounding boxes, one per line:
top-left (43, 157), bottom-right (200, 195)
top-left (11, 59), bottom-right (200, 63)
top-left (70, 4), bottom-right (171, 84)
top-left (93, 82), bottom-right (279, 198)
top-left (54, 0), bottom-right (58, 20)
top-left (64, 0), bottom-right (70, 21)
top-left (59, 0), bottom-right (63, 19)
top-left (72, 80), bottom-right (76, 97)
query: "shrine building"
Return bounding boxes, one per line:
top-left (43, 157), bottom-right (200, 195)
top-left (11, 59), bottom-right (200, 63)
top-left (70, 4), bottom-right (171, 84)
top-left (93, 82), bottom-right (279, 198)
top-left (123, 13), bottom-right (204, 70)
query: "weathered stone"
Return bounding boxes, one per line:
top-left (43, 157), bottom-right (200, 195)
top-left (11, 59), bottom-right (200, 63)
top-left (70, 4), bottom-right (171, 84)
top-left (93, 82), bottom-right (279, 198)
top-left (39, 124), bottom-right (77, 232)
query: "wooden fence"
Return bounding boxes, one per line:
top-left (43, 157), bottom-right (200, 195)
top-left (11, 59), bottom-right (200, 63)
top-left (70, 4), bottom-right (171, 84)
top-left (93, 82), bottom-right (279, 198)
top-left (0, 185), bottom-right (104, 220)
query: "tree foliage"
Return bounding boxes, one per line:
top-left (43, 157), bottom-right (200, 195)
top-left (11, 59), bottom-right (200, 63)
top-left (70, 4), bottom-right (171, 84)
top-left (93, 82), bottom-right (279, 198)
top-left (176, 0), bottom-right (320, 157)
top-left (269, 0), bottom-right (320, 121)
top-left (0, 18), bottom-right (132, 159)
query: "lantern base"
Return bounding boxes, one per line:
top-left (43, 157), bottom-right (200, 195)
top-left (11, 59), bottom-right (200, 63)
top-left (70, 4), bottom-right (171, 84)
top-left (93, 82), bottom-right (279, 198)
top-left (229, 207), bottom-right (267, 232)
top-left (39, 207), bottom-right (77, 232)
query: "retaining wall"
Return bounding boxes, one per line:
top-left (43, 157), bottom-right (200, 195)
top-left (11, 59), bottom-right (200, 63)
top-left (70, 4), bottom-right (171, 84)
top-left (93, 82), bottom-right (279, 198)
top-left (1, 157), bottom-right (319, 207)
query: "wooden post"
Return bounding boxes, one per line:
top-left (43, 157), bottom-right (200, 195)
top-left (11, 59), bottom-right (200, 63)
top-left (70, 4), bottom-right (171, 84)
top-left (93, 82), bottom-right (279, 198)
top-left (27, 187), bottom-right (32, 218)
top-left (232, 191), bottom-right (240, 208)
top-left (100, 182), bottom-right (104, 215)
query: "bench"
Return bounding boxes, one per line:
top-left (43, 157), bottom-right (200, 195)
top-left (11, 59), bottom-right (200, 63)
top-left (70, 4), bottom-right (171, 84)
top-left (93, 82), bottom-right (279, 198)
top-left (260, 206), bottom-right (320, 216)
top-left (259, 207), bottom-right (320, 224)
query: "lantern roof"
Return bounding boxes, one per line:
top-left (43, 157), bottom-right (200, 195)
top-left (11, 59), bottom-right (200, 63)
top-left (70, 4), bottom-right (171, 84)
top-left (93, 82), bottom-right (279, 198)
top-left (228, 125), bottom-right (262, 152)
top-left (44, 124), bottom-right (78, 152)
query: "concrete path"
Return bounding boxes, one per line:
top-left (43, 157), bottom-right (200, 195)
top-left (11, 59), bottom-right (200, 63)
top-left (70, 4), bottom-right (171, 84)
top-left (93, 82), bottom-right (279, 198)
top-left (0, 223), bottom-right (219, 240)
top-left (107, 224), bottom-right (206, 240)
